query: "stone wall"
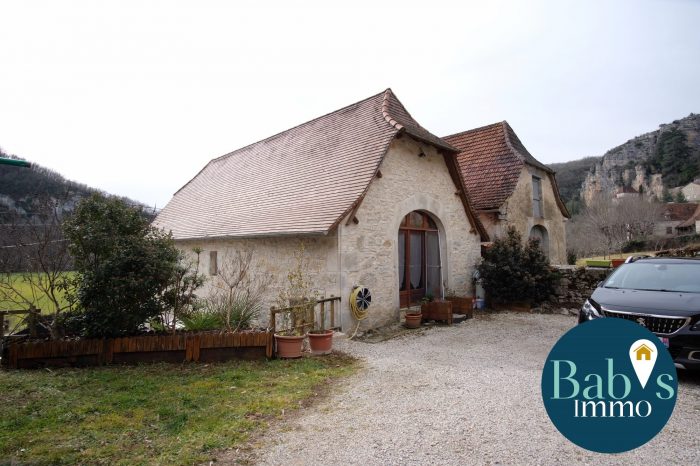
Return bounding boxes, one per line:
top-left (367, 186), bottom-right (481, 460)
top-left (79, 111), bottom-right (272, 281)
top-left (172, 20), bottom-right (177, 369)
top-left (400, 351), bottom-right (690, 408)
top-left (338, 136), bottom-right (482, 330)
top-left (537, 266), bottom-right (611, 311)
top-left (175, 234), bottom-right (340, 327)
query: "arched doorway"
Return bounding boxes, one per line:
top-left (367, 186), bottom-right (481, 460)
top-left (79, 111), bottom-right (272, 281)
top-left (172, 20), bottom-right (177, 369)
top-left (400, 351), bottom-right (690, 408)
top-left (398, 211), bottom-right (441, 307)
top-left (529, 225), bottom-right (549, 258)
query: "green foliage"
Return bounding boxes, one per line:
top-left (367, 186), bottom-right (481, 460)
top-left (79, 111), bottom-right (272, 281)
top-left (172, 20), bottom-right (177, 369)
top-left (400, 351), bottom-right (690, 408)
top-left (180, 308), bottom-right (223, 331)
top-left (566, 250), bottom-right (577, 266)
top-left (160, 248), bottom-right (206, 332)
top-left (62, 194), bottom-right (180, 337)
top-left (621, 239), bottom-right (647, 253)
top-left (662, 188), bottom-right (673, 202)
top-left (203, 292), bottom-right (262, 332)
top-left (478, 227), bottom-right (558, 305)
top-left (645, 128), bottom-right (700, 188)
top-left (675, 190), bottom-right (687, 203)
top-left (0, 356), bottom-right (356, 465)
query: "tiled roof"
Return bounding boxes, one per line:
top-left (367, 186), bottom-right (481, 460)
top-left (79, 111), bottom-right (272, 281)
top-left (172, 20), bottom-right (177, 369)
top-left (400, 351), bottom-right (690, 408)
top-left (154, 89), bottom-right (478, 240)
top-left (677, 203), bottom-right (700, 228)
top-left (443, 122), bottom-right (570, 218)
top-left (663, 202), bottom-right (700, 222)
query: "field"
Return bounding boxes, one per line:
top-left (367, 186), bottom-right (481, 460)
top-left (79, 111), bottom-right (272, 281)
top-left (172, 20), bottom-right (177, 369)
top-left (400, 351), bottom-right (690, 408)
top-left (0, 273), bottom-right (72, 331)
top-left (0, 354), bottom-right (356, 465)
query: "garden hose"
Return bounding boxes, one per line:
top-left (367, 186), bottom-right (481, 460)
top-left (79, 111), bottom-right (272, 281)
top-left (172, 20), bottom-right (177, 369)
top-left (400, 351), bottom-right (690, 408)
top-left (349, 285), bottom-right (371, 340)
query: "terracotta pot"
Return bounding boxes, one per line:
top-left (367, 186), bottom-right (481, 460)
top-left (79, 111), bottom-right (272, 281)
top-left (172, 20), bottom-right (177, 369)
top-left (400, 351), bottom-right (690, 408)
top-left (307, 330), bottom-right (334, 355)
top-left (404, 313), bottom-right (422, 329)
top-left (611, 258), bottom-right (626, 268)
top-left (274, 334), bottom-right (305, 359)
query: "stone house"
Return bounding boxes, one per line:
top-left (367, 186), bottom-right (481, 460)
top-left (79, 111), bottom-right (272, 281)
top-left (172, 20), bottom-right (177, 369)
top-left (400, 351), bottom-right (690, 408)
top-left (443, 122), bottom-right (570, 264)
top-left (654, 202), bottom-right (700, 237)
top-left (154, 90), bottom-right (487, 331)
top-left (681, 179), bottom-right (700, 202)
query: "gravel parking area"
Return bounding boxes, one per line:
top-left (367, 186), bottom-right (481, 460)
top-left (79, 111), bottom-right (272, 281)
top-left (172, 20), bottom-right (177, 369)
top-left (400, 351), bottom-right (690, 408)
top-left (253, 312), bottom-right (700, 465)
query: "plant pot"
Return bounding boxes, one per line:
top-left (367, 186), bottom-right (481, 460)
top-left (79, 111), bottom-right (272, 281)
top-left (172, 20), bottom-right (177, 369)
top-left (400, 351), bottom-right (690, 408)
top-left (404, 313), bottom-right (422, 329)
top-left (307, 330), bottom-right (333, 355)
top-left (611, 258), bottom-right (626, 268)
top-left (274, 334), bottom-right (305, 359)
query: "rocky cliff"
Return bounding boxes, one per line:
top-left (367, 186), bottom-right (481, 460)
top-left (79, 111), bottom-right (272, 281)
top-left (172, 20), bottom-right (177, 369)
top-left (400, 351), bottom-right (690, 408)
top-left (580, 113), bottom-right (700, 204)
top-left (551, 114), bottom-right (700, 210)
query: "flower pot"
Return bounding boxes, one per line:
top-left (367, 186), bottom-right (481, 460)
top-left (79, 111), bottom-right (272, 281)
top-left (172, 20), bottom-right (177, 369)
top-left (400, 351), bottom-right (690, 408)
top-left (404, 313), bottom-right (422, 329)
top-left (307, 330), bottom-right (333, 355)
top-left (611, 258), bottom-right (626, 268)
top-left (274, 334), bottom-right (305, 359)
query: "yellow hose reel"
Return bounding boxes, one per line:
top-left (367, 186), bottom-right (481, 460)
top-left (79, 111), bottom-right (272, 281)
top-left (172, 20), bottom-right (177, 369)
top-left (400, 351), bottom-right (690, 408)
top-left (350, 285), bottom-right (371, 321)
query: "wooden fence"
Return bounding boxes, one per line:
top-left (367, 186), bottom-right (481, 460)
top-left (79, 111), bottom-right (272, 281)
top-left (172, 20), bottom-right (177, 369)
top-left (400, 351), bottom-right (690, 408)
top-left (269, 295), bottom-right (341, 335)
top-left (2, 330), bottom-right (273, 369)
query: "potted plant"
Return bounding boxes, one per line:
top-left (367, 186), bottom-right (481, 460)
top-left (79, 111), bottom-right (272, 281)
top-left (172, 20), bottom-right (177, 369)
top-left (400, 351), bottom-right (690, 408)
top-left (307, 310), bottom-right (334, 355)
top-left (444, 287), bottom-right (473, 319)
top-left (274, 242), bottom-right (317, 358)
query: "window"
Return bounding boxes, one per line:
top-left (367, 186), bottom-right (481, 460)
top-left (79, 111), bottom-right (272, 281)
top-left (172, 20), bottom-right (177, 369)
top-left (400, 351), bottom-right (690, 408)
top-left (532, 176), bottom-right (544, 218)
top-left (398, 211), bottom-right (441, 307)
top-left (666, 227), bottom-right (673, 235)
top-left (209, 251), bottom-right (218, 276)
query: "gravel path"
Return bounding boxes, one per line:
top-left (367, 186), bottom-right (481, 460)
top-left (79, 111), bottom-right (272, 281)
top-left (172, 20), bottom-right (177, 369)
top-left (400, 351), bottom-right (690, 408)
top-left (254, 312), bottom-right (700, 465)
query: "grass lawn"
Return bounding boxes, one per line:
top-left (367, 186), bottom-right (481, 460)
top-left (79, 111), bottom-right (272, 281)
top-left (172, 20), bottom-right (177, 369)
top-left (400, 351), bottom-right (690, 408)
top-left (0, 273), bottom-right (72, 330)
top-left (0, 355), bottom-right (356, 465)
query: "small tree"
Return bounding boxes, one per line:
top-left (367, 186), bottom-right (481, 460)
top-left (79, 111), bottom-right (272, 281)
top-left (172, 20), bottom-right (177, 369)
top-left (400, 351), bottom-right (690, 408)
top-left (63, 194), bottom-right (179, 337)
top-left (478, 227), bottom-right (558, 305)
top-left (160, 248), bottom-right (206, 333)
top-left (675, 190), bottom-right (688, 203)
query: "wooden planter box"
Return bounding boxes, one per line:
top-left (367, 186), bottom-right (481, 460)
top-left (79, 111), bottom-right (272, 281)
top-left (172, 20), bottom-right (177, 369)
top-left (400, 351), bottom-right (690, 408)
top-left (445, 296), bottom-right (473, 319)
top-left (2, 331), bottom-right (273, 369)
top-left (420, 300), bottom-right (453, 325)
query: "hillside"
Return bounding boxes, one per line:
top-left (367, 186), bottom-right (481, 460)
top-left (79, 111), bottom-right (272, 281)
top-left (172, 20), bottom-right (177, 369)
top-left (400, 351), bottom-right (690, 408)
top-left (0, 147), bottom-right (148, 220)
top-left (551, 113), bottom-right (700, 209)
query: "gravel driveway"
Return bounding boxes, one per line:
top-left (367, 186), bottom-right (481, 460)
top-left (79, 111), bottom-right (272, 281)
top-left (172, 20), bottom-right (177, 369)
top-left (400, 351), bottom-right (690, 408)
top-left (254, 312), bottom-right (700, 465)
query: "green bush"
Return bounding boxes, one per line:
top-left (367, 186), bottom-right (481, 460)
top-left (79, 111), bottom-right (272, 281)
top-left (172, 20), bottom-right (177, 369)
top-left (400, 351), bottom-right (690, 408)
top-left (203, 292), bottom-right (262, 332)
top-left (63, 194), bottom-right (180, 337)
top-left (478, 227), bottom-right (558, 305)
top-left (180, 309), bottom-right (223, 331)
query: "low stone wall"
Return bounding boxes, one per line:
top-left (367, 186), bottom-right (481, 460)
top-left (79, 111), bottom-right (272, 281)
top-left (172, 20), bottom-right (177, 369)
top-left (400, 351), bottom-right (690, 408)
top-left (535, 266), bottom-right (612, 313)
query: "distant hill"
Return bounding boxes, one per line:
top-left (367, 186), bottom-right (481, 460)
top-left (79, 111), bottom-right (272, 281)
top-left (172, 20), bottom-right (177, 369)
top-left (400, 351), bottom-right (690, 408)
top-left (551, 113), bottom-right (700, 212)
top-left (0, 146), bottom-right (148, 221)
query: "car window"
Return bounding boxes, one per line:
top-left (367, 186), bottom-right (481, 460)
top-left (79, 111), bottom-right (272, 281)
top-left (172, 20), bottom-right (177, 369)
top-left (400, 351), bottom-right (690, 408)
top-left (603, 262), bottom-right (700, 293)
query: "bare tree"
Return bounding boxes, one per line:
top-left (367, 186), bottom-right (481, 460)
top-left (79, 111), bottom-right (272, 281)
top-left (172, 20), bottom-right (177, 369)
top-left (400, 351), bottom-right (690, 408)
top-left (205, 248), bottom-right (271, 332)
top-left (567, 194), bottom-right (664, 258)
top-left (0, 196), bottom-right (75, 338)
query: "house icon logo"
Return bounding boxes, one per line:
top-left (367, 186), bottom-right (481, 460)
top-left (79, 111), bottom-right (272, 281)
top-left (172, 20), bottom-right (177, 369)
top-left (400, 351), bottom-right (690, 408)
top-left (633, 343), bottom-right (654, 361)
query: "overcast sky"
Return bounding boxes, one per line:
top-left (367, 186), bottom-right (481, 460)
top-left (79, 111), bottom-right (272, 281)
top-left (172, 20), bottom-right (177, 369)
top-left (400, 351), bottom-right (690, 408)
top-left (1, 0), bottom-right (698, 207)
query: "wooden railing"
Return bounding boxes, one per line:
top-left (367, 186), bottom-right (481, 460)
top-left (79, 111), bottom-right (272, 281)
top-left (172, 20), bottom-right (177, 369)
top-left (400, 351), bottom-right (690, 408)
top-left (269, 295), bottom-right (341, 335)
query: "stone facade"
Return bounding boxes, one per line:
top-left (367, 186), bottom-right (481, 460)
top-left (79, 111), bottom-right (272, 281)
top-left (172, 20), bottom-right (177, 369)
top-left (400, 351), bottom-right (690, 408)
top-left (478, 165), bottom-right (568, 264)
top-left (337, 137), bottom-right (481, 330)
top-left (175, 136), bottom-right (482, 332)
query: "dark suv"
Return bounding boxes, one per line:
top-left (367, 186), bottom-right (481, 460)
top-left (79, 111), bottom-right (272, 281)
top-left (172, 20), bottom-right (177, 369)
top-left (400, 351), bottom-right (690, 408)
top-left (578, 257), bottom-right (700, 371)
